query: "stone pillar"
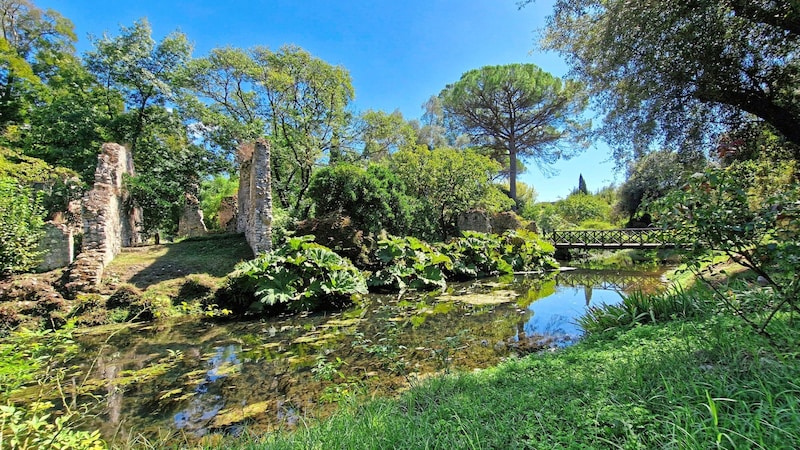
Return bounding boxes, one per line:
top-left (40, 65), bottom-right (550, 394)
top-left (66, 143), bottom-right (142, 292)
top-left (237, 140), bottom-right (273, 255)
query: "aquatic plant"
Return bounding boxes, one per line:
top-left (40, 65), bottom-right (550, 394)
top-left (218, 235), bottom-right (368, 314)
top-left (442, 230), bottom-right (558, 280)
top-left (367, 235), bottom-right (452, 292)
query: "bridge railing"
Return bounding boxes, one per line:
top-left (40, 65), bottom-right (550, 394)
top-left (549, 228), bottom-right (684, 248)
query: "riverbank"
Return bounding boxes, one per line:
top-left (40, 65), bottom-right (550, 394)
top-left (209, 284), bottom-right (800, 449)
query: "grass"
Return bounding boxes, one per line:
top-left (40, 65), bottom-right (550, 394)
top-left (103, 233), bottom-right (253, 292)
top-left (200, 291), bottom-right (800, 449)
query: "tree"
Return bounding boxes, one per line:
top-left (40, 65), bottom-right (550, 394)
top-left (616, 150), bottom-right (706, 219)
top-left (440, 63), bottom-right (588, 205)
top-left (357, 109), bottom-right (417, 160)
top-left (85, 19), bottom-right (192, 156)
top-left (183, 45), bottom-right (354, 217)
top-left (525, 0), bottom-right (800, 161)
top-left (389, 146), bottom-right (512, 239)
top-left (0, 0), bottom-right (76, 130)
top-left (308, 163), bottom-right (412, 234)
top-left (577, 174), bottom-right (587, 195)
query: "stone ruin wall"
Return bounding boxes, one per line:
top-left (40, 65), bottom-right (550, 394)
top-left (457, 210), bottom-right (537, 235)
top-left (237, 139), bottom-right (272, 255)
top-left (177, 189), bottom-right (207, 238)
top-left (67, 143), bottom-right (142, 292)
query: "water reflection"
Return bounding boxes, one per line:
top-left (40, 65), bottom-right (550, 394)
top-left (174, 344), bottom-right (241, 435)
top-left (36, 268), bottom-right (666, 443)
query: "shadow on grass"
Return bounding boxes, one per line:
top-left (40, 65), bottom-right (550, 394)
top-left (109, 233), bottom-right (254, 291)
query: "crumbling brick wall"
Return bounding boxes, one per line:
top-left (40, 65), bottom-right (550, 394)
top-left (67, 143), bottom-right (142, 291)
top-left (237, 139), bottom-right (272, 255)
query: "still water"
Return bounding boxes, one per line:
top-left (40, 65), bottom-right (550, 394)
top-left (51, 269), bottom-right (667, 441)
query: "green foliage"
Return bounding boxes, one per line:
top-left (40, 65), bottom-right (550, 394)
top-left (578, 285), bottom-right (712, 334)
top-left (650, 160), bottom-right (800, 336)
top-left (0, 0), bottom-right (77, 130)
top-left (367, 235), bottom-right (452, 292)
top-left (200, 174), bottom-right (239, 230)
top-left (0, 177), bottom-right (45, 275)
top-left (616, 149), bottom-right (705, 218)
top-left (531, 191), bottom-right (615, 233)
top-left (357, 109), bottom-right (418, 160)
top-left (442, 232), bottom-right (512, 279)
top-left (440, 63), bottom-right (589, 203)
top-left (368, 231), bottom-right (556, 291)
top-left (389, 146), bottom-right (509, 239)
top-left (0, 402), bottom-right (106, 450)
top-left (220, 236), bottom-right (367, 314)
top-left (308, 163), bottom-right (413, 234)
top-left (528, 0), bottom-right (800, 157)
top-left (442, 230), bottom-right (557, 280)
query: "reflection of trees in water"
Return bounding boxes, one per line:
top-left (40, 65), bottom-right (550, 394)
top-left (556, 270), bottom-right (665, 295)
top-left (523, 313), bottom-right (572, 337)
top-left (174, 344), bottom-right (240, 436)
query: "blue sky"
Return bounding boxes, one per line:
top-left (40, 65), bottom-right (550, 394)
top-left (38, 0), bottom-right (620, 201)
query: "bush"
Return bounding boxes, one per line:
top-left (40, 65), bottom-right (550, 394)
top-left (649, 160), bottom-right (800, 336)
top-left (218, 236), bottom-right (368, 314)
top-left (308, 163), bottom-right (413, 235)
top-left (367, 235), bottom-right (451, 292)
top-left (442, 230), bottom-right (557, 280)
top-left (0, 177), bottom-right (46, 276)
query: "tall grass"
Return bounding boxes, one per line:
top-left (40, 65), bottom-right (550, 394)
top-left (577, 284), bottom-right (714, 334)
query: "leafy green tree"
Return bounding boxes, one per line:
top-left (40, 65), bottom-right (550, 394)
top-left (183, 45), bottom-right (354, 217)
top-left (357, 109), bottom-right (417, 160)
top-left (0, 0), bottom-right (76, 130)
top-left (253, 45), bottom-right (354, 215)
top-left (21, 53), bottom-right (112, 183)
top-left (616, 150), bottom-right (705, 219)
top-left (440, 63), bottom-right (588, 204)
top-left (525, 0), bottom-right (800, 160)
top-left (390, 146), bottom-right (511, 239)
top-left (180, 46), bottom-right (263, 158)
top-left (650, 160), bottom-right (800, 337)
top-left (0, 176), bottom-right (44, 275)
top-left (85, 19), bottom-right (192, 157)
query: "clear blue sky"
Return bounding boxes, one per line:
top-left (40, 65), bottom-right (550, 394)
top-left (37, 0), bottom-right (619, 201)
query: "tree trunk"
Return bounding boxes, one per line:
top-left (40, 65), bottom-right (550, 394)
top-left (509, 146), bottom-right (518, 210)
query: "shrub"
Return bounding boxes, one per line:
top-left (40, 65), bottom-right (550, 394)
top-left (440, 231), bottom-right (511, 280)
top-left (0, 177), bottom-right (46, 276)
top-left (649, 160), bottom-right (800, 337)
top-left (219, 236), bottom-right (368, 314)
top-left (367, 235), bottom-right (452, 292)
top-left (308, 163), bottom-right (413, 235)
top-left (442, 230), bottom-right (558, 280)
top-left (0, 403), bottom-right (106, 450)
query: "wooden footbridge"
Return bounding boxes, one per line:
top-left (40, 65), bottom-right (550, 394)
top-left (548, 228), bottom-right (682, 250)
